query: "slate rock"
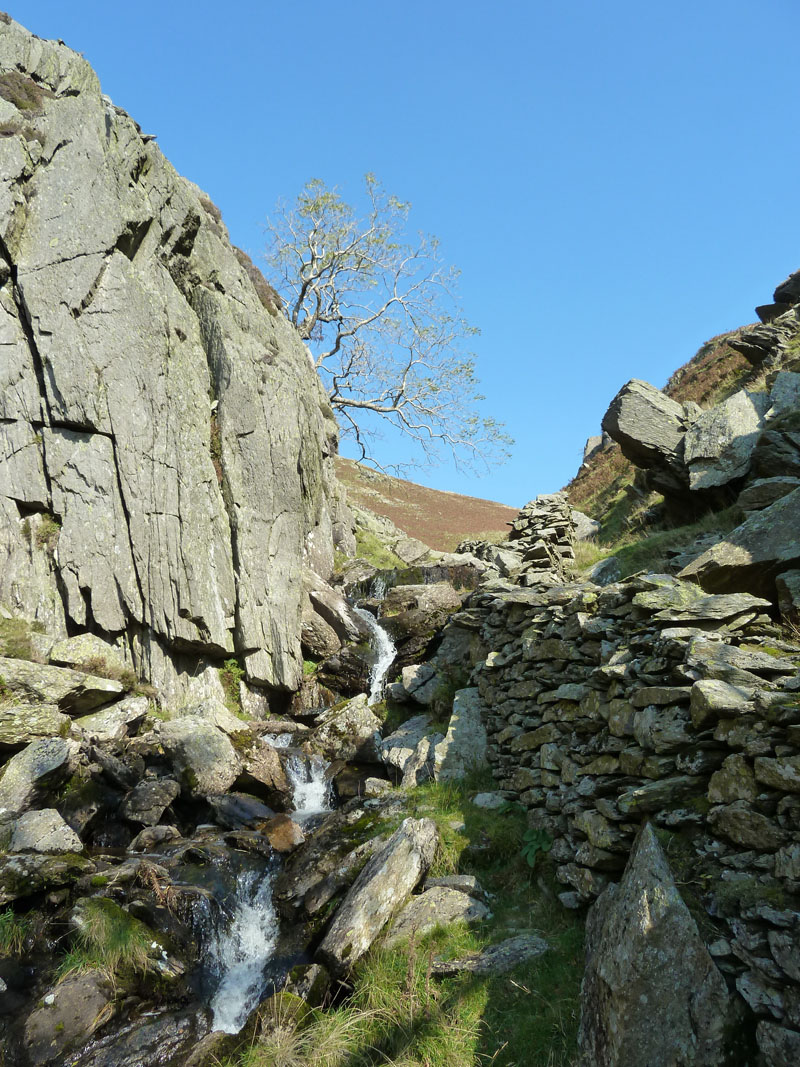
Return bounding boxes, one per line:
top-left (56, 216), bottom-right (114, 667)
top-left (24, 971), bottom-right (114, 1065)
top-left (158, 716), bottom-right (241, 796)
top-left (309, 694), bottom-right (382, 762)
top-left (316, 817), bottom-right (438, 975)
top-left (74, 694), bottom-right (148, 742)
top-left (10, 808), bottom-right (83, 853)
top-left (384, 886), bottom-right (489, 947)
top-left (0, 656), bottom-right (123, 712)
top-left (121, 778), bottom-right (180, 824)
top-left (49, 633), bottom-right (126, 674)
top-left (207, 792), bottom-right (275, 830)
top-left (601, 379), bottom-right (690, 492)
top-left (380, 714), bottom-right (433, 775)
top-left (431, 934), bottom-right (549, 977)
top-left (0, 851), bottom-right (93, 904)
top-left (0, 737), bottom-right (77, 817)
top-left (0, 703), bottom-right (70, 747)
top-left (756, 1021), bottom-right (800, 1067)
top-left (683, 389), bottom-right (768, 490)
top-left (433, 687), bottom-right (488, 780)
top-left (738, 476), bottom-right (800, 512)
top-left (578, 824), bottom-right (732, 1067)
top-left (709, 801), bottom-right (787, 851)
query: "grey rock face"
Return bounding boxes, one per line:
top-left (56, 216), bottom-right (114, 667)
top-left (0, 18), bottom-right (335, 700)
top-left (433, 687), bottom-right (488, 780)
top-left (683, 389), bottom-right (768, 489)
top-left (601, 379), bottom-right (690, 491)
top-left (316, 817), bottom-right (438, 975)
top-left (578, 824), bottom-right (732, 1067)
top-left (380, 714), bottom-right (433, 775)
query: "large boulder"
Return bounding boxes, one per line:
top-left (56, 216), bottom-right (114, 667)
top-left (578, 824), bottom-right (732, 1067)
top-left (384, 885), bottom-right (489, 947)
top-left (0, 737), bottom-right (77, 817)
top-left (157, 716), bottom-right (241, 796)
top-left (380, 582), bottom-right (465, 668)
top-left (683, 389), bottom-right (768, 489)
top-left (0, 656), bottom-right (123, 712)
top-left (316, 817), bottom-right (438, 975)
top-left (308, 694), bottom-right (382, 762)
top-left (0, 16), bottom-right (337, 702)
top-left (600, 379), bottom-right (691, 493)
top-left (678, 488), bottom-right (800, 599)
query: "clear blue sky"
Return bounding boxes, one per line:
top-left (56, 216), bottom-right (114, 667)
top-left (19, 1), bottom-right (800, 507)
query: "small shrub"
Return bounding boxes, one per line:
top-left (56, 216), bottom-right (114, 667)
top-left (219, 657), bottom-right (245, 716)
top-left (0, 908), bottom-right (31, 956)
top-left (34, 513), bottom-right (61, 552)
top-left (0, 71), bottom-right (53, 113)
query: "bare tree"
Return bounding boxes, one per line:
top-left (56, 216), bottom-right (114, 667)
top-left (264, 174), bottom-right (511, 473)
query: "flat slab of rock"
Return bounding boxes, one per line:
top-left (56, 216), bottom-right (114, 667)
top-left (316, 817), bottom-right (438, 975)
top-left (380, 714), bottom-right (432, 774)
top-left (384, 885), bottom-right (489, 946)
top-left (433, 688), bottom-right (488, 780)
top-left (578, 823), bottom-right (733, 1067)
top-left (431, 934), bottom-right (549, 976)
top-left (683, 389), bottom-right (768, 490)
top-left (24, 970), bottom-right (114, 1065)
top-left (0, 703), bottom-right (70, 746)
top-left (10, 808), bottom-right (83, 853)
top-left (74, 694), bottom-right (148, 742)
top-left (0, 851), bottom-right (93, 904)
top-left (0, 656), bottom-right (123, 712)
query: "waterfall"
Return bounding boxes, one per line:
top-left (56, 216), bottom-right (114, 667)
top-left (285, 753), bottom-right (333, 821)
top-left (262, 731), bottom-right (293, 750)
top-left (352, 605), bottom-right (396, 704)
top-left (207, 868), bottom-right (279, 1034)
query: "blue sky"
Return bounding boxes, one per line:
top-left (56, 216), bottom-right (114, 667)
top-left (19, 1), bottom-right (800, 507)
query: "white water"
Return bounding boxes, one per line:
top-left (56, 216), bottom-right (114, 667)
top-left (353, 605), bottom-right (396, 704)
top-left (208, 869), bottom-right (279, 1034)
top-left (286, 753), bottom-right (333, 821)
top-left (262, 731), bottom-right (293, 749)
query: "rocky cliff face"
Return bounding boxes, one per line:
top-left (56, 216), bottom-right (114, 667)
top-left (0, 16), bottom-right (341, 701)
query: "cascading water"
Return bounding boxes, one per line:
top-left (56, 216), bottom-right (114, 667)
top-left (286, 752), bottom-right (333, 821)
top-left (353, 604), bottom-right (396, 704)
top-left (207, 868), bottom-right (280, 1034)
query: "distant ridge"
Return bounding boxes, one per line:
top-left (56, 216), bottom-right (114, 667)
top-left (335, 457), bottom-right (519, 552)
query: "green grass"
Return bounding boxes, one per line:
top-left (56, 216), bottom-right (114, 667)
top-left (353, 528), bottom-right (405, 571)
top-left (573, 505), bottom-right (742, 579)
top-left (219, 658), bottom-right (246, 716)
top-left (227, 771), bottom-right (584, 1067)
top-left (0, 908), bottom-right (31, 956)
top-left (57, 897), bottom-right (158, 984)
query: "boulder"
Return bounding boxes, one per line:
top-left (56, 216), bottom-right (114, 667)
top-left (74, 694), bottom-right (148, 742)
top-left (578, 824), bottom-right (732, 1066)
top-left (380, 582), bottom-right (465, 668)
top-left (757, 1021), bottom-right (800, 1067)
top-left (48, 633), bottom-right (126, 674)
top-left (380, 714), bottom-right (433, 775)
top-left (0, 656), bottom-right (123, 712)
top-left (433, 688), bottom-right (488, 780)
top-left (683, 389), bottom-right (768, 489)
top-left (400, 663), bottom-right (439, 705)
top-left (308, 694), bottom-right (382, 762)
top-left (207, 792), bottom-right (275, 830)
top-left (0, 703), bottom-right (70, 747)
top-left (316, 817), bottom-right (438, 974)
top-left (158, 716), bottom-right (241, 796)
top-left (600, 379), bottom-right (690, 492)
top-left (261, 814), bottom-right (305, 852)
top-left (571, 509), bottom-right (601, 542)
top-left (384, 885), bottom-right (489, 946)
top-left (235, 737), bottom-right (292, 806)
top-left (431, 934), bottom-right (549, 976)
top-left (776, 570), bottom-right (800, 619)
top-left (10, 808), bottom-right (84, 853)
top-left (737, 476), bottom-right (800, 512)
top-left (0, 851), bottom-right (93, 904)
top-left (0, 737), bottom-right (77, 817)
top-left (23, 971), bottom-right (114, 1066)
top-left (120, 778), bottom-right (180, 825)
top-left (679, 489), bottom-right (800, 598)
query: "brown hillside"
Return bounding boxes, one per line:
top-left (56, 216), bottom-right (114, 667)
top-left (335, 457), bottom-right (520, 552)
top-left (565, 328), bottom-right (756, 531)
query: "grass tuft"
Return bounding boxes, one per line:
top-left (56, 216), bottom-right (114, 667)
top-left (0, 908), bottom-right (31, 956)
top-left (57, 897), bottom-right (157, 983)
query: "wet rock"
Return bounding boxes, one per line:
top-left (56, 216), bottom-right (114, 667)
top-left (261, 814), bottom-right (305, 852)
top-left (208, 792), bottom-right (275, 830)
top-left (0, 851), bottom-right (93, 904)
top-left (309, 694), bottom-right (382, 762)
top-left (66, 1009), bottom-right (203, 1067)
top-left (384, 885), bottom-right (489, 946)
top-left (0, 702), bottom-right (70, 747)
top-left (431, 933), bottom-right (549, 976)
top-left (283, 961), bottom-right (330, 1006)
top-left (158, 716), bottom-right (241, 796)
top-left (23, 970), bottom-right (114, 1065)
top-left (120, 778), bottom-right (180, 825)
top-left (0, 737), bottom-right (77, 817)
top-left (433, 688), bottom-right (488, 780)
top-left (0, 655), bottom-right (123, 712)
top-left (316, 817), bottom-right (438, 975)
top-left (381, 582), bottom-right (465, 667)
top-left (235, 736), bottom-right (292, 806)
top-left (129, 825), bottom-right (181, 851)
top-left (10, 808), bottom-right (83, 853)
top-left (578, 824), bottom-right (732, 1067)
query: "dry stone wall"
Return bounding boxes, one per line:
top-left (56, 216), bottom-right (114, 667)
top-left (442, 502), bottom-right (800, 1060)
